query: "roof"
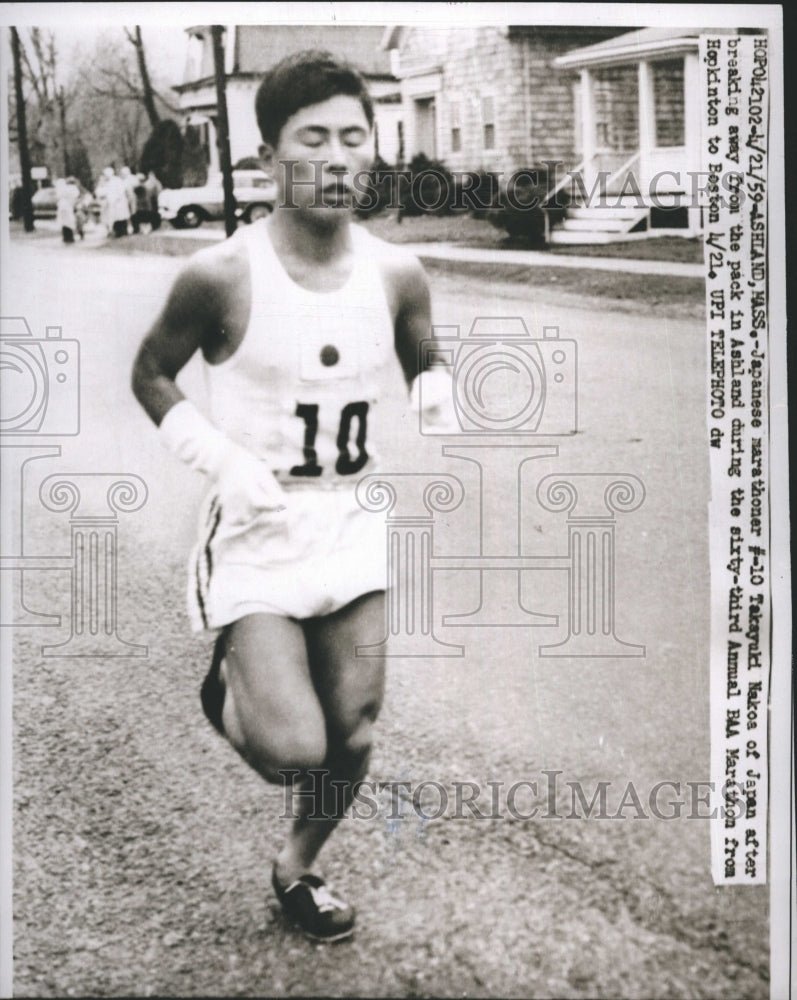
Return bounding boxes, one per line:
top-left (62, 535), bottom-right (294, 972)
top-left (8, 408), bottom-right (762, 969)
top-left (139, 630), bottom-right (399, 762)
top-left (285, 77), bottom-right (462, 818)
top-left (555, 26), bottom-right (737, 68)
top-left (382, 24), bottom-right (628, 50)
top-left (235, 25), bottom-right (393, 78)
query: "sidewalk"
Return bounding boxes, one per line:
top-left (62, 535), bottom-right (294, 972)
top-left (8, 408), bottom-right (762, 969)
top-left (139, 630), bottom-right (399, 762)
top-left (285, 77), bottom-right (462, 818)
top-left (398, 241), bottom-right (705, 278)
top-left (22, 220), bottom-right (704, 278)
top-left (157, 228), bottom-right (705, 278)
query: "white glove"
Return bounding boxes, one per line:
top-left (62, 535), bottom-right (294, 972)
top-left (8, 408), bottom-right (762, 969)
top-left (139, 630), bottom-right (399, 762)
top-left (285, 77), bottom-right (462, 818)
top-left (159, 400), bottom-right (286, 522)
top-left (410, 368), bottom-right (460, 434)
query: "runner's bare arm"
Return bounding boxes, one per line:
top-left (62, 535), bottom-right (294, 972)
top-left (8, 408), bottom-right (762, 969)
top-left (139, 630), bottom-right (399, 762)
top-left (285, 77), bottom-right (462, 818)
top-left (384, 248), bottom-right (458, 430)
top-left (131, 249), bottom-right (284, 513)
top-left (389, 253), bottom-right (434, 387)
top-left (131, 255), bottom-right (224, 426)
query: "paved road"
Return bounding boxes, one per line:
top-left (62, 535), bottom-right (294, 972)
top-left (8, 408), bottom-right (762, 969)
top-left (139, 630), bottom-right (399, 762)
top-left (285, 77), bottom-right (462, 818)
top-left (4, 240), bottom-right (767, 998)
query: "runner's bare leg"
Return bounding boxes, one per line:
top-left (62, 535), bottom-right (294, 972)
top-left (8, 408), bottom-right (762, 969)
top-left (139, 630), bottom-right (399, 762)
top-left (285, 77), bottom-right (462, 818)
top-left (277, 591), bottom-right (386, 881)
top-left (219, 591), bottom-right (386, 881)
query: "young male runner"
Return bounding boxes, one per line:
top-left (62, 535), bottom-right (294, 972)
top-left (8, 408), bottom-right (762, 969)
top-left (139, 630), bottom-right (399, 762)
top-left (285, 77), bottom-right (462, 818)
top-left (131, 51), bottom-right (451, 942)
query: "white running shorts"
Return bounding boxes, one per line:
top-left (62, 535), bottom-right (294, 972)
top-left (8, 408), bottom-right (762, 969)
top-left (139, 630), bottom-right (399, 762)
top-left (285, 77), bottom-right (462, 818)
top-left (188, 485), bottom-right (387, 630)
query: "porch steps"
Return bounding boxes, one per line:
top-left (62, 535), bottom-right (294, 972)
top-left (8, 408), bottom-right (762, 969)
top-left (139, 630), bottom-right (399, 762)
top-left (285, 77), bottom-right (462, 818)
top-left (548, 196), bottom-right (649, 245)
top-left (561, 216), bottom-right (640, 233)
top-left (564, 205), bottom-right (645, 221)
top-left (549, 229), bottom-right (620, 245)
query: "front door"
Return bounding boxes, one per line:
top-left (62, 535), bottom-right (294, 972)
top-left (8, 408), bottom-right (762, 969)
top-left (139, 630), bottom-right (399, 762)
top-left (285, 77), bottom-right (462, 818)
top-left (414, 97), bottom-right (437, 158)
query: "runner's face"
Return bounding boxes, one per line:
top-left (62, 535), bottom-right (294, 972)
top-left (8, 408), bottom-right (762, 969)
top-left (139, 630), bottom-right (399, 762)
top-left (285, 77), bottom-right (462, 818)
top-left (268, 94), bottom-right (375, 214)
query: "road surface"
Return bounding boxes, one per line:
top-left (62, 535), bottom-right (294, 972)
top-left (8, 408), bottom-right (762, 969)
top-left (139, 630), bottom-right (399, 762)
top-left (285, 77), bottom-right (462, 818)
top-left (3, 236), bottom-right (767, 998)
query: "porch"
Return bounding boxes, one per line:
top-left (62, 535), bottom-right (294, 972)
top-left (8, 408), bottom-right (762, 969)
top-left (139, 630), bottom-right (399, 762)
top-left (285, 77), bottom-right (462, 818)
top-left (547, 28), bottom-right (713, 244)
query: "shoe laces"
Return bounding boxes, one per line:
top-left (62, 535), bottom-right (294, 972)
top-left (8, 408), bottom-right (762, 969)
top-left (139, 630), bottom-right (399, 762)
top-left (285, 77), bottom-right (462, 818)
top-left (308, 883), bottom-right (347, 913)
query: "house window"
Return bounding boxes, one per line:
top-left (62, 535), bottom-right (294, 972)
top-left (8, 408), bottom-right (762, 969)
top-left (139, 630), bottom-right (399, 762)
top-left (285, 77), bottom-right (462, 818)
top-left (593, 66), bottom-right (639, 153)
top-left (652, 59), bottom-right (685, 147)
top-left (482, 96), bottom-right (495, 150)
top-left (185, 34), bottom-right (204, 82)
top-left (450, 100), bottom-right (462, 153)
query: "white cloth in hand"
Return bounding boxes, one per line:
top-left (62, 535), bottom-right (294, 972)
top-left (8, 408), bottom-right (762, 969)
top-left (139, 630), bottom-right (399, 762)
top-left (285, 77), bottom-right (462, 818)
top-left (159, 399), bottom-right (287, 521)
top-left (410, 368), bottom-right (460, 434)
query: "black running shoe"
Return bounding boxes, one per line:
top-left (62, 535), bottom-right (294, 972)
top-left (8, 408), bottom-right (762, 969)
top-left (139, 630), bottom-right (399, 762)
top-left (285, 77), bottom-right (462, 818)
top-left (271, 867), bottom-right (355, 942)
top-left (200, 630), bottom-right (227, 736)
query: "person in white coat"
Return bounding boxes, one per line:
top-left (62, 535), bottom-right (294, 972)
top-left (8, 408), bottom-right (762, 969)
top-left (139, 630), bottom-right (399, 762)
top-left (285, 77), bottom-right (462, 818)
top-left (55, 177), bottom-right (80, 243)
top-left (102, 166), bottom-right (130, 238)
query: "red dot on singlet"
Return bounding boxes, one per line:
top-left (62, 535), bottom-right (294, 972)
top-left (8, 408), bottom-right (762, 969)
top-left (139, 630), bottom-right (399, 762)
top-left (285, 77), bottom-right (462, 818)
top-left (320, 344), bottom-right (340, 367)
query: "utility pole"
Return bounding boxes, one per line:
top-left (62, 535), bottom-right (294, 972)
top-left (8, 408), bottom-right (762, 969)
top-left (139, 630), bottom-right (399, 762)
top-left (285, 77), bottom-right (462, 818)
top-left (10, 27), bottom-right (34, 231)
top-left (58, 87), bottom-right (70, 178)
top-left (211, 25), bottom-right (236, 237)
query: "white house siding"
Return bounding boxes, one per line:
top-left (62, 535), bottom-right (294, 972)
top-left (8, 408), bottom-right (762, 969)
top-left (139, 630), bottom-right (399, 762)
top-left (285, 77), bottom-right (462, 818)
top-left (176, 25), bottom-right (401, 179)
top-left (394, 26), bottom-right (628, 177)
top-left (225, 81), bottom-right (263, 164)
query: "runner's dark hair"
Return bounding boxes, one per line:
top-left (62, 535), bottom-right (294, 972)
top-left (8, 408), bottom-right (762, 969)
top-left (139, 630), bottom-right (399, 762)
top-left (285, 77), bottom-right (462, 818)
top-left (255, 49), bottom-right (374, 146)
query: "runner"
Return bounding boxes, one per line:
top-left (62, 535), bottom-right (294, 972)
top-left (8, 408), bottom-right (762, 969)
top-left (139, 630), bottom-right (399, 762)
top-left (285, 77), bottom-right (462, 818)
top-left (131, 49), bottom-right (451, 942)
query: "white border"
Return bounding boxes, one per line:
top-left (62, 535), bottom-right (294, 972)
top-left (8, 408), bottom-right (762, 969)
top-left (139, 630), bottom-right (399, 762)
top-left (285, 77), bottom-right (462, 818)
top-left (0, 5), bottom-right (790, 999)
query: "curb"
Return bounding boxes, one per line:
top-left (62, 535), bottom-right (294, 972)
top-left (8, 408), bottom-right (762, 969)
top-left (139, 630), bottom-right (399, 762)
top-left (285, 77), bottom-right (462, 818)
top-left (400, 242), bottom-right (705, 279)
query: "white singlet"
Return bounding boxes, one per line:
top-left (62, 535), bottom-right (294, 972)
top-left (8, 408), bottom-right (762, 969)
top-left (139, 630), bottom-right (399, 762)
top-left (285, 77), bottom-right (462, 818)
top-left (188, 219), bottom-right (400, 630)
top-left (207, 218), bottom-right (395, 486)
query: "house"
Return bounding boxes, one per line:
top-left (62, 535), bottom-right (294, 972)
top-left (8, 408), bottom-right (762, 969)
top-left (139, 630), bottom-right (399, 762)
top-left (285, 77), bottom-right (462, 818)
top-left (383, 24), bottom-right (733, 243)
top-left (173, 25), bottom-right (401, 178)
top-left (175, 23), bottom-right (735, 244)
top-left (381, 25), bottom-right (628, 174)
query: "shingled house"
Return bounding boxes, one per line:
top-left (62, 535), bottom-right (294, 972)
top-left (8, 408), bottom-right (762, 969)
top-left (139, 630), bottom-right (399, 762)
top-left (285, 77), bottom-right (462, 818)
top-left (381, 25), bottom-right (627, 174)
top-left (382, 24), bottom-right (721, 243)
top-left (173, 25), bottom-right (401, 178)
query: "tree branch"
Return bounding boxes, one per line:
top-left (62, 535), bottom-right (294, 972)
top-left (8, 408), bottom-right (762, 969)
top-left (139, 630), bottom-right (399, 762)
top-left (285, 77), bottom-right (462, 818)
top-left (18, 35), bottom-right (45, 106)
top-left (129, 25), bottom-right (160, 127)
top-left (86, 84), bottom-right (146, 102)
top-left (98, 64), bottom-right (141, 95)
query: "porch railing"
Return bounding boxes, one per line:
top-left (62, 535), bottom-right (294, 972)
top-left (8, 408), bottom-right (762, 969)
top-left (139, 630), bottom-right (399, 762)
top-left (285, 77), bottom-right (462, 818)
top-left (541, 151), bottom-right (643, 243)
top-left (604, 151), bottom-right (641, 196)
top-left (541, 159), bottom-right (584, 244)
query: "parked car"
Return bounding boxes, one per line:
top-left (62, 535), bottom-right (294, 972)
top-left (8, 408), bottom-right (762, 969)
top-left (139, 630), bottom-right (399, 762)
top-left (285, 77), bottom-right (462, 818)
top-left (159, 170), bottom-right (277, 228)
top-left (31, 185), bottom-right (58, 219)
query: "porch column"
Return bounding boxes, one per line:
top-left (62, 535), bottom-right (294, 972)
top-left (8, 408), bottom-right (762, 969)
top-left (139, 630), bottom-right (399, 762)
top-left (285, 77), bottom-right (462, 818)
top-left (580, 68), bottom-right (595, 171)
top-left (638, 60), bottom-right (655, 194)
top-left (683, 51), bottom-right (702, 234)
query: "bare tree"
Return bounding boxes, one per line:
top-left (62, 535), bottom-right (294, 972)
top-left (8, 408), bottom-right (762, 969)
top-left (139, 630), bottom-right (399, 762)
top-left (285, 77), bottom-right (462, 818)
top-left (10, 27), bottom-right (34, 230)
top-left (125, 25), bottom-right (161, 128)
top-left (68, 29), bottom-right (180, 181)
top-left (14, 27), bottom-right (62, 173)
top-left (82, 27), bottom-right (179, 119)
